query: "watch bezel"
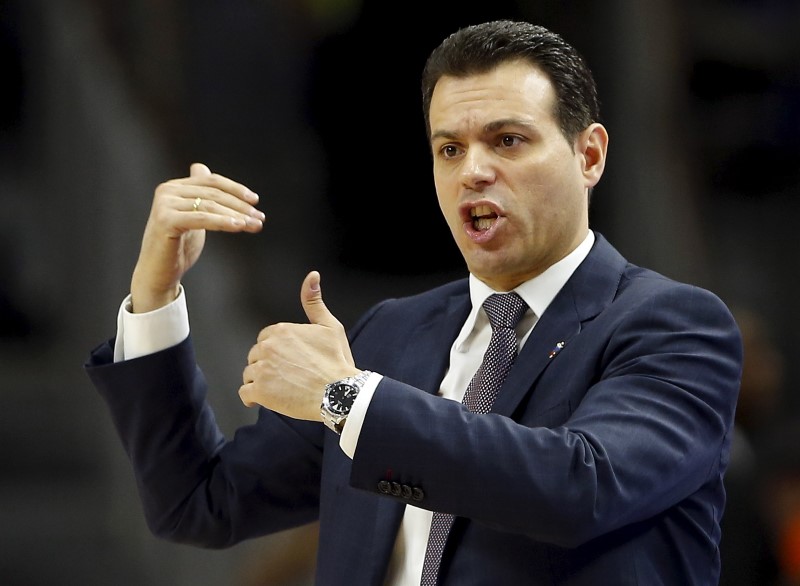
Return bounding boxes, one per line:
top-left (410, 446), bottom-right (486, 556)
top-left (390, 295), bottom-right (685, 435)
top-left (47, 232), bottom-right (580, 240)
top-left (322, 382), bottom-right (358, 415)
top-left (321, 371), bottom-right (372, 434)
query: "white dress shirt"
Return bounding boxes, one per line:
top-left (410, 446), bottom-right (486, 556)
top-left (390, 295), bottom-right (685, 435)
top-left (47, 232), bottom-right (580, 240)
top-left (113, 231), bottom-right (595, 586)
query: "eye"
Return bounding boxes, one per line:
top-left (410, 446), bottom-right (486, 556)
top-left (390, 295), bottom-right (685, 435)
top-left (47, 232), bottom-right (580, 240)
top-left (499, 135), bottom-right (522, 148)
top-left (440, 144), bottom-right (462, 159)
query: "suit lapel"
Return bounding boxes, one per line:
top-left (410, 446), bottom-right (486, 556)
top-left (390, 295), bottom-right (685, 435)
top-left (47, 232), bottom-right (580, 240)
top-left (394, 287), bottom-right (471, 395)
top-left (492, 287), bottom-right (582, 415)
top-left (493, 234), bottom-right (628, 416)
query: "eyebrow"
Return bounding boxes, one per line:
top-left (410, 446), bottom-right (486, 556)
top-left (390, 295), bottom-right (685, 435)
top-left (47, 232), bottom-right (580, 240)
top-left (485, 118), bottom-right (533, 133)
top-left (430, 118), bottom-right (535, 143)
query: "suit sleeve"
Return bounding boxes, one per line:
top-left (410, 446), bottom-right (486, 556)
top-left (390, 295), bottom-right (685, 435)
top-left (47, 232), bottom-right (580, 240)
top-left (85, 336), bottom-right (324, 548)
top-left (349, 284), bottom-right (743, 548)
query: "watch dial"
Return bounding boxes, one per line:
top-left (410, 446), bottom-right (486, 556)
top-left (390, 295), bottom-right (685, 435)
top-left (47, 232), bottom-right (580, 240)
top-left (329, 383), bottom-right (358, 414)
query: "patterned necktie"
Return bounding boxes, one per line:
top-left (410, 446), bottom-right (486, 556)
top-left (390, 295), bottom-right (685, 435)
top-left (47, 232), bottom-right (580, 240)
top-left (420, 292), bottom-right (529, 586)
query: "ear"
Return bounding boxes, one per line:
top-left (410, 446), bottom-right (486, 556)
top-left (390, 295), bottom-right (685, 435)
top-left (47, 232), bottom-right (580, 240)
top-left (576, 123), bottom-right (608, 189)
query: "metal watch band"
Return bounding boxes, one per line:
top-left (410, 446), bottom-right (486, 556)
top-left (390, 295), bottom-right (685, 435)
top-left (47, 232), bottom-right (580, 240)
top-left (321, 370), bottom-right (373, 434)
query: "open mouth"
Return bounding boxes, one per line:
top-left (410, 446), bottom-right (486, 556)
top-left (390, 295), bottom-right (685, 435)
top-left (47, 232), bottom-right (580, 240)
top-left (471, 204), bottom-right (498, 231)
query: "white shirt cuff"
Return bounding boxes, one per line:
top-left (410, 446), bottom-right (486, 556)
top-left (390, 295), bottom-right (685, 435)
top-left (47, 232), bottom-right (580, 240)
top-left (339, 371), bottom-right (383, 459)
top-left (113, 285), bottom-right (190, 362)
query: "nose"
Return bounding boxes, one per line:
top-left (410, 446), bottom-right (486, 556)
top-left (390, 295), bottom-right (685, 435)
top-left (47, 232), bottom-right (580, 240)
top-left (460, 146), bottom-right (496, 190)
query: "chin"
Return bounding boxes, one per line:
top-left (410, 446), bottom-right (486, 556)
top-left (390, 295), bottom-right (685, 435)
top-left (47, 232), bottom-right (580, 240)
top-left (466, 258), bottom-right (508, 281)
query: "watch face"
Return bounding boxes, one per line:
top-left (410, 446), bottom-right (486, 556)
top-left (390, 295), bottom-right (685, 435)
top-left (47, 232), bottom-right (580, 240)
top-left (326, 383), bottom-right (358, 415)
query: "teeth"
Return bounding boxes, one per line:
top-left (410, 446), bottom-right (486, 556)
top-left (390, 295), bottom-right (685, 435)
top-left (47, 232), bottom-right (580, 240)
top-left (470, 205), bottom-right (497, 231)
top-left (471, 205), bottom-right (493, 218)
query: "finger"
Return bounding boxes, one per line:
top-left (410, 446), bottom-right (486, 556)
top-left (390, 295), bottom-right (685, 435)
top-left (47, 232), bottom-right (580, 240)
top-left (190, 162), bottom-right (212, 178)
top-left (300, 271), bottom-right (341, 328)
top-left (179, 188), bottom-right (265, 228)
top-left (181, 162), bottom-right (260, 206)
top-left (159, 195), bottom-right (259, 233)
top-left (238, 383), bottom-right (257, 408)
top-left (180, 189), bottom-right (264, 228)
top-left (243, 337), bottom-right (269, 370)
top-left (153, 174), bottom-right (264, 232)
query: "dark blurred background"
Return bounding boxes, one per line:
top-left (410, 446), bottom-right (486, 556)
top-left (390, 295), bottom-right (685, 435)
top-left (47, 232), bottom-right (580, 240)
top-left (1, 0), bottom-right (799, 584)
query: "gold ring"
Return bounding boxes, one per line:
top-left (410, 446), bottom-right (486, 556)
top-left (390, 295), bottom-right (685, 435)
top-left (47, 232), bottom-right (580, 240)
top-left (192, 197), bottom-right (202, 212)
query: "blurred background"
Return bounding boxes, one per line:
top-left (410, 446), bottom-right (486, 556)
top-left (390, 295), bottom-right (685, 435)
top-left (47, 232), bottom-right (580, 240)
top-left (1, 0), bottom-right (798, 584)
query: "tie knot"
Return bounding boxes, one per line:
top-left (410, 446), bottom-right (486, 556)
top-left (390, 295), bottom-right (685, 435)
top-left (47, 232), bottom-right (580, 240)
top-left (483, 292), bottom-right (528, 330)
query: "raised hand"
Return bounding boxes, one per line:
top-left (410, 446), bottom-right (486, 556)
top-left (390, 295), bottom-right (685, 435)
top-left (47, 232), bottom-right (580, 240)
top-left (239, 271), bottom-right (359, 421)
top-left (130, 163), bottom-right (264, 313)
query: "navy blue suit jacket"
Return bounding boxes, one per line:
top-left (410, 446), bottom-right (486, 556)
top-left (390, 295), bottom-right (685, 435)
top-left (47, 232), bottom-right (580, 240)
top-left (85, 233), bottom-right (743, 585)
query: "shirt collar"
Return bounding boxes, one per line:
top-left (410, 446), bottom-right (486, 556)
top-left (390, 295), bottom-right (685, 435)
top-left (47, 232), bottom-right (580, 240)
top-left (459, 230), bottom-right (595, 341)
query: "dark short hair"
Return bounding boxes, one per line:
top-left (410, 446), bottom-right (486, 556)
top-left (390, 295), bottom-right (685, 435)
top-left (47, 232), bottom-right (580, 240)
top-left (421, 20), bottom-right (600, 145)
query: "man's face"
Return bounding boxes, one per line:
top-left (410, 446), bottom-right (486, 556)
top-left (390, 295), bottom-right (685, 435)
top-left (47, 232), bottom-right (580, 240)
top-left (429, 59), bottom-right (606, 291)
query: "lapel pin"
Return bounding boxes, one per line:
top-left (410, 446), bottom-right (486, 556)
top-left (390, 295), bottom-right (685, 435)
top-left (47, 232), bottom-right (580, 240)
top-left (548, 341), bottom-right (566, 359)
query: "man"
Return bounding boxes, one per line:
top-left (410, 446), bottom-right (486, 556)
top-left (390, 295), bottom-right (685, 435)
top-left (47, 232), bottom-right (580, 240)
top-left (85, 20), bottom-right (742, 585)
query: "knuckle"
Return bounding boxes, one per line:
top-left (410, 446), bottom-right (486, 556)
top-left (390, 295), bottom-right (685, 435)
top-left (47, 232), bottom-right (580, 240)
top-left (271, 322), bottom-right (291, 335)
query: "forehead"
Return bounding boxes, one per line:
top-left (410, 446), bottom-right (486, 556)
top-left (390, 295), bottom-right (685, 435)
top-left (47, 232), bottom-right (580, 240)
top-left (429, 60), bottom-right (557, 134)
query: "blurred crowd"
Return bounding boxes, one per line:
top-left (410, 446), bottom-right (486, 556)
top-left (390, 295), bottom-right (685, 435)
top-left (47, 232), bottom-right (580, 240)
top-left (721, 307), bottom-right (800, 586)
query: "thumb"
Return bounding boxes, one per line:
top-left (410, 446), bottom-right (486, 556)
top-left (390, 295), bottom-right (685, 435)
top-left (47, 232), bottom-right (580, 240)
top-left (190, 162), bottom-right (212, 177)
top-left (301, 270), bottom-right (340, 328)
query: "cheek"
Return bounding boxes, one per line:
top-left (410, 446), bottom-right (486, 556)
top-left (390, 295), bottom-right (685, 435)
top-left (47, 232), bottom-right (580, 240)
top-left (438, 199), bottom-right (463, 238)
top-left (531, 162), bottom-right (584, 214)
top-left (515, 186), bottom-right (574, 239)
top-left (434, 177), bottom-right (458, 221)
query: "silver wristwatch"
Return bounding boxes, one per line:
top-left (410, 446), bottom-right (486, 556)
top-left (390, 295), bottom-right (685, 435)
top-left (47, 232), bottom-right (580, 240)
top-left (320, 371), bottom-right (373, 434)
